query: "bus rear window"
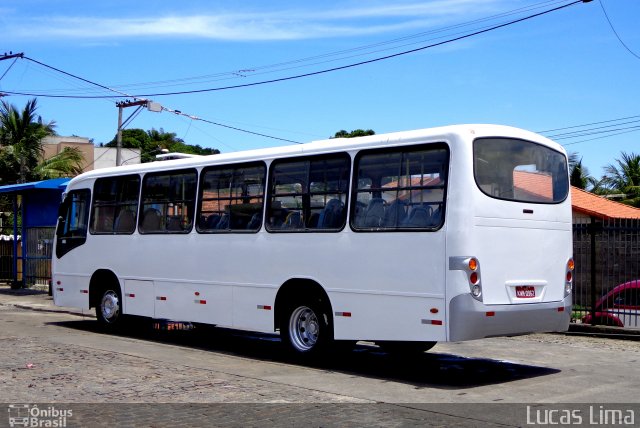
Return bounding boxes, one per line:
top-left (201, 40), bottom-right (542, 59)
top-left (473, 138), bottom-right (569, 204)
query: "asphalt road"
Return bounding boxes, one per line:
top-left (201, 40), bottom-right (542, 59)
top-left (1, 298), bottom-right (639, 427)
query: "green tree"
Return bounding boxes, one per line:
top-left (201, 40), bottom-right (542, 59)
top-left (0, 99), bottom-right (56, 183)
top-left (332, 129), bottom-right (375, 138)
top-left (107, 128), bottom-right (219, 163)
top-left (602, 152), bottom-right (640, 207)
top-left (35, 147), bottom-right (84, 179)
top-left (568, 153), bottom-right (597, 191)
top-left (0, 99), bottom-right (87, 185)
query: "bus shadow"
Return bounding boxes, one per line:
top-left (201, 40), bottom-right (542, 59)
top-left (50, 319), bottom-right (560, 389)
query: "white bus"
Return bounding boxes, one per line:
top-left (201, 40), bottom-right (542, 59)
top-left (52, 124), bottom-right (574, 355)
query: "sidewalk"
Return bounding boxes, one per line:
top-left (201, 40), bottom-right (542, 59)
top-left (0, 284), bottom-right (95, 318)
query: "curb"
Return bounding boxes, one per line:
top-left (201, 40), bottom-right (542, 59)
top-left (1, 302), bottom-right (95, 318)
top-left (565, 323), bottom-right (640, 341)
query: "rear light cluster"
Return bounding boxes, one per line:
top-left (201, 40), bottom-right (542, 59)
top-left (467, 257), bottom-right (482, 301)
top-left (565, 258), bottom-right (574, 297)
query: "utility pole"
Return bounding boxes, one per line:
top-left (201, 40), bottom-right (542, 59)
top-left (115, 99), bottom-right (158, 166)
top-left (0, 52), bottom-right (24, 61)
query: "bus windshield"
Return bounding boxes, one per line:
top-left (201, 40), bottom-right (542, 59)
top-left (473, 137), bottom-right (569, 204)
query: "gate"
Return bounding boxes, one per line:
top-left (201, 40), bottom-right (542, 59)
top-left (23, 227), bottom-right (54, 287)
top-left (573, 218), bottom-right (640, 329)
top-left (0, 239), bottom-right (14, 282)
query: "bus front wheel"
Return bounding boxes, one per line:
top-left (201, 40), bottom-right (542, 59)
top-left (281, 300), bottom-right (332, 356)
top-left (96, 287), bottom-right (124, 329)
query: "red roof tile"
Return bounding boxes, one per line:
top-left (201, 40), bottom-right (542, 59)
top-left (571, 186), bottom-right (640, 219)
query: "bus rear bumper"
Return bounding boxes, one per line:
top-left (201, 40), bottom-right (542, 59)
top-left (448, 294), bottom-right (571, 342)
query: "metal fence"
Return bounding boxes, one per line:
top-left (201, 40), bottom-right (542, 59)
top-left (573, 218), bottom-right (640, 329)
top-left (0, 239), bottom-right (14, 283)
top-left (23, 227), bottom-right (54, 287)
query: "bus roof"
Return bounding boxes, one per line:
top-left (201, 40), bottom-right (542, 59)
top-left (67, 124), bottom-right (562, 187)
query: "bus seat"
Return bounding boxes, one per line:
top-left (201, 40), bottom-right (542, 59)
top-left (216, 213), bottom-right (230, 230)
top-left (246, 213), bottom-right (261, 230)
top-left (353, 201), bottom-right (367, 227)
top-left (405, 206), bottom-right (431, 227)
top-left (283, 211), bottom-right (303, 229)
top-left (383, 199), bottom-right (407, 227)
top-left (141, 208), bottom-right (161, 232)
top-left (363, 198), bottom-right (385, 227)
top-left (114, 209), bottom-right (136, 232)
top-left (167, 217), bottom-right (182, 231)
top-left (204, 214), bottom-right (220, 229)
top-left (318, 199), bottom-right (344, 228)
top-left (429, 206), bottom-right (442, 227)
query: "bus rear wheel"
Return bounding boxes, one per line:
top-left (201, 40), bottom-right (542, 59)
top-left (96, 287), bottom-right (124, 329)
top-left (281, 300), bottom-right (332, 356)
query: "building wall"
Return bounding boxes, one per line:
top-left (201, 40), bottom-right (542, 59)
top-left (572, 211), bottom-right (593, 223)
top-left (94, 147), bottom-right (141, 169)
top-left (42, 136), bottom-right (141, 171)
top-left (43, 136), bottom-right (94, 173)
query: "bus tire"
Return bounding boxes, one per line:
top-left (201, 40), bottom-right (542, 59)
top-left (95, 286), bottom-right (124, 330)
top-left (281, 299), bottom-right (332, 356)
top-left (378, 341), bottom-right (436, 354)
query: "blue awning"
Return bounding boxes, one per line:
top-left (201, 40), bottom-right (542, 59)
top-left (0, 178), bottom-right (70, 194)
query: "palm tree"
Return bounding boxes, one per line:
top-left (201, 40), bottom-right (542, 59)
top-left (0, 99), bottom-right (56, 183)
top-left (34, 146), bottom-right (85, 179)
top-left (602, 152), bottom-right (640, 207)
top-left (568, 152), bottom-right (597, 191)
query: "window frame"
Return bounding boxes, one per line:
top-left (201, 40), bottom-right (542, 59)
top-left (196, 161), bottom-right (267, 234)
top-left (139, 168), bottom-right (198, 234)
top-left (89, 174), bottom-right (141, 235)
top-left (266, 152), bottom-right (351, 233)
top-left (55, 188), bottom-right (91, 258)
top-left (350, 143), bottom-right (449, 233)
top-left (473, 137), bottom-right (569, 205)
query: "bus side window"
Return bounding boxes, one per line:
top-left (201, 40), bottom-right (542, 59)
top-left (197, 162), bottom-right (266, 233)
top-left (141, 169), bottom-right (197, 234)
top-left (351, 144), bottom-right (448, 231)
top-left (90, 175), bottom-right (140, 234)
top-left (266, 153), bottom-right (350, 232)
top-left (56, 189), bottom-right (91, 258)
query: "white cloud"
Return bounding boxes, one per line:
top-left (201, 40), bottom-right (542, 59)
top-left (4, 0), bottom-right (508, 42)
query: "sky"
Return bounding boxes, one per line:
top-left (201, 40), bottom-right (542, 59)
top-left (0, 0), bottom-right (638, 179)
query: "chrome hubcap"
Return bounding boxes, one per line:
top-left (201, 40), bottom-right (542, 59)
top-left (289, 306), bottom-right (319, 352)
top-left (100, 290), bottom-right (120, 323)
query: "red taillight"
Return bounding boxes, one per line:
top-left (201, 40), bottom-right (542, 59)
top-left (566, 271), bottom-right (573, 282)
top-left (470, 272), bottom-right (479, 285)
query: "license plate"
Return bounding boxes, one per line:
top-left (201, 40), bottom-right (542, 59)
top-left (516, 286), bottom-right (536, 298)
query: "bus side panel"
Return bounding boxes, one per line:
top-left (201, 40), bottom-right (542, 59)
top-left (328, 231), bottom-right (447, 342)
top-left (154, 280), bottom-right (233, 324)
top-left (123, 279), bottom-right (154, 318)
top-left (232, 285), bottom-right (277, 331)
top-left (52, 273), bottom-right (91, 310)
top-left (331, 293), bottom-right (447, 341)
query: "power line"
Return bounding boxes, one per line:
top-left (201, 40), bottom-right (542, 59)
top-left (537, 113), bottom-right (640, 146)
top-left (2, 0), bottom-right (585, 99)
top-left (160, 106), bottom-right (302, 144)
top-left (103, 0), bottom-right (573, 92)
top-left (543, 119), bottom-right (640, 139)
top-left (4, 57), bottom-right (301, 144)
top-left (537, 114), bottom-right (640, 133)
top-left (562, 127), bottom-right (640, 146)
top-left (598, 0), bottom-right (640, 61)
top-left (22, 56), bottom-right (137, 100)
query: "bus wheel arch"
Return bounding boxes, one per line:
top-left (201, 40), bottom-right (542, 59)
top-left (89, 269), bottom-right (124, 329)
top-left (274, 279), bottom-right (334, 355)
